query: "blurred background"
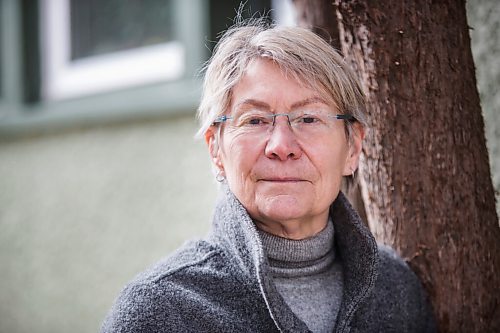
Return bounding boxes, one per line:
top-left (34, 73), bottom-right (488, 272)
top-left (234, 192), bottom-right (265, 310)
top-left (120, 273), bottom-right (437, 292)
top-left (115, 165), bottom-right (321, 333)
top-left (0, 0), bottom-right (497, 332)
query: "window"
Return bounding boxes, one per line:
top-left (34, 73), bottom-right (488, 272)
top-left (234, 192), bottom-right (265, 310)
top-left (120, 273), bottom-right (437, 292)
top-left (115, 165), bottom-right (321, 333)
top-left (0, 0), bottom-right (207, 135)
top-left (40, 0), bottom-right (185, 100)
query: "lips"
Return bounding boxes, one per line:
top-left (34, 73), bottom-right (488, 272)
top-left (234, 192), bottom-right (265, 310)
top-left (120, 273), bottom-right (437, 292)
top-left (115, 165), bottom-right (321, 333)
top-left (259, 178), bottom-right (304, 182)
top-left (257, 176), bottom-right (311, 183)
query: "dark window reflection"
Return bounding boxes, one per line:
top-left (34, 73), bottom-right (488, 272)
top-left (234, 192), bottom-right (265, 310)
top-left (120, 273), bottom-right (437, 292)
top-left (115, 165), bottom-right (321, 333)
top-left (70, 0), bottom-right (174, 60)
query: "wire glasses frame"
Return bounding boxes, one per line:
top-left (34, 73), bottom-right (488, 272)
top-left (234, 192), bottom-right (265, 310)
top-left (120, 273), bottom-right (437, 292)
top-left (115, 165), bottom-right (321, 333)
top-left (212, 112), bottom-right (356, 126)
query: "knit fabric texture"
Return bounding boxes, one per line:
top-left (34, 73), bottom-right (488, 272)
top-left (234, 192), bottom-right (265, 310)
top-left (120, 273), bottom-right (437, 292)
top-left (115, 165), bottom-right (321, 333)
top-left (258, 220), bottom-right (344, 333)
top-left (101, 185), bottom-right (437, 332)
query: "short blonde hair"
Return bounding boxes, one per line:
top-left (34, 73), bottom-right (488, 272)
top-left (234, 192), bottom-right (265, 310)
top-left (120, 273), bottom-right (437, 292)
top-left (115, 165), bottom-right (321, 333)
top-left (196, 18), bottom-right (367, 139)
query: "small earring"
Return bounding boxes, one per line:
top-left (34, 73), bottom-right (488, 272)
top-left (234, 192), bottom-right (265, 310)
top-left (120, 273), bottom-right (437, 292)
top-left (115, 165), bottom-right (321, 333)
top-left (216, 170), bottom-right (225, 182)
top-left (351, 168), bottom-right (355, 179)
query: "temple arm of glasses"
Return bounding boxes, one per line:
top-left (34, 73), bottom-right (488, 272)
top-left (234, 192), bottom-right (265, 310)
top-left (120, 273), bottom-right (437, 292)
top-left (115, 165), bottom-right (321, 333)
top-left (335, 114), bottom-right (357, 121)
top-left (212, 115), bottom-right (232, 125)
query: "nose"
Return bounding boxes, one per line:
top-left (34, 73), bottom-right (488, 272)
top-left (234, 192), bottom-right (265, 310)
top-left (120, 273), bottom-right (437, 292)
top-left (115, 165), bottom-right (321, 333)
top-left (264, 115), bottom-right (302, 161)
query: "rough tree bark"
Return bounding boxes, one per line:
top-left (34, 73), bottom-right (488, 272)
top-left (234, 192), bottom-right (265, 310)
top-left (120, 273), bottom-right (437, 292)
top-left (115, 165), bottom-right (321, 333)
top-left (291, 0), bottom-right (340, 49)
top-left (292, 0), bottom-right (500, 332)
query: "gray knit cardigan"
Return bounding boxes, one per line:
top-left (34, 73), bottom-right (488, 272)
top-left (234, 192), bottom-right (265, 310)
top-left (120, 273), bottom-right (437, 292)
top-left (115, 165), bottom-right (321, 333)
top-left (101, 186), bottom-right (436, 332)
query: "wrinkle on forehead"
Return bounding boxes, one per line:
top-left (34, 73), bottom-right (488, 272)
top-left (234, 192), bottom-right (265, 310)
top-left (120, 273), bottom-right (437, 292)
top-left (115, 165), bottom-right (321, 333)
top-left (233, 96), bottom-right (329, 113)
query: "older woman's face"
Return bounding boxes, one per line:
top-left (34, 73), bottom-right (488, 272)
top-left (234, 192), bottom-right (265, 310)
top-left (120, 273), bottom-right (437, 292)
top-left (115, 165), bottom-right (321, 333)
top-left (207, 59), bottom-right (363, 238)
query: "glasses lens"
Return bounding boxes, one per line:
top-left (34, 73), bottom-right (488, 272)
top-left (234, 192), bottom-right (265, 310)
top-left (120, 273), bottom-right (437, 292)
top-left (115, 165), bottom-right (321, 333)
top-left (232, 110), bottom-right (273, 128)
top-left (226, 109), bottom-right (342, 138)
top-left (289, 110), bottom-right (332, 127)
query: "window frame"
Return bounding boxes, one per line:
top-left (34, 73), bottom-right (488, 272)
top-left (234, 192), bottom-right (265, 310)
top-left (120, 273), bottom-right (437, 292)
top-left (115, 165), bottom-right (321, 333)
top-left (0, 0), bottom-right (208, 137)
top-left (40, 0), bottom-right (186, 101)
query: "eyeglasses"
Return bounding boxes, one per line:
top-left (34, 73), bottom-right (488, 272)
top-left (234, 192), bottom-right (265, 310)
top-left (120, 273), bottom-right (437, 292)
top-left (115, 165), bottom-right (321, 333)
top-left (212, 109), bottom-right (356, 138)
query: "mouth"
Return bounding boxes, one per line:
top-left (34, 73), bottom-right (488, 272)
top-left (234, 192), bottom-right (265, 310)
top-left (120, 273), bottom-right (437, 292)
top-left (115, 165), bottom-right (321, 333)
top-left (259, 178), bottom-right (307, 183)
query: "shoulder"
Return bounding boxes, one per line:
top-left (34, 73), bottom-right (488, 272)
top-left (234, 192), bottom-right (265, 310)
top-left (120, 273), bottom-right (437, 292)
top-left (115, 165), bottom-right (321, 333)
top-left (359, 244), bottom-right (437, 332)
top-left (139, 239), bottom-right (223, 282)
top-left (374, 244), bottom-right (429, 308)
top-left (101, 239), bottom-right (224, 333)
top-left (376, 244), bottom-right (421, 288)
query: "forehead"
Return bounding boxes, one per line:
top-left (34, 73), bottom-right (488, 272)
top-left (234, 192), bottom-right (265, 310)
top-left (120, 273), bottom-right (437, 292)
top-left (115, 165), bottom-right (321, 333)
top-left (233, 97), bottom-right (329, 114)
top-left (230, 58), bottom-right (334, 109)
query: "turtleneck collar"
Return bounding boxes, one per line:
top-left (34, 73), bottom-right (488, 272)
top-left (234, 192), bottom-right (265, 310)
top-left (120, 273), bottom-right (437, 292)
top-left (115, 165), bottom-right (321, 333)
top-left (257, 219), bottom-right (335, 278)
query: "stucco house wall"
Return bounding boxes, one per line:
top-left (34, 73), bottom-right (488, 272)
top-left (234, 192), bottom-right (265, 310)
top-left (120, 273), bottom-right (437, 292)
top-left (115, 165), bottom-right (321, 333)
top-left (0, 115), bottom-right (217, 332)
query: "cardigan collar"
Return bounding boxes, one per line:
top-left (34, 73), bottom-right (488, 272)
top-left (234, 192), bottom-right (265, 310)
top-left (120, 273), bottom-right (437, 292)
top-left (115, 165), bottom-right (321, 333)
top-left (210, 184), bottom-right (378, 333)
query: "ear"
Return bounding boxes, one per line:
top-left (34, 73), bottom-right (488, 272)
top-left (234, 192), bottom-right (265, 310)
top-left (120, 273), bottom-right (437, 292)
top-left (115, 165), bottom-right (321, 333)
top-left (342, 123), bottom-right (365, 176)
top-left (205, 126), bottom-right (224, 171)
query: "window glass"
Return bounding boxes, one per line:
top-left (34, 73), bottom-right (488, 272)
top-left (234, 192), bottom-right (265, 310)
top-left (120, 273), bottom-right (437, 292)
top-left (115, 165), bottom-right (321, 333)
top-left (69, 0), bottom-right (174, 60)
top-left (208, 0), bottom-right (272, 52)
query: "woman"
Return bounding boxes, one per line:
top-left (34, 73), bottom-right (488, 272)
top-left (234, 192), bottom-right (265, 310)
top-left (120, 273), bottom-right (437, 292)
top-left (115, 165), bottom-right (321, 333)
top-left (102, 20), bottom-right (436, 333)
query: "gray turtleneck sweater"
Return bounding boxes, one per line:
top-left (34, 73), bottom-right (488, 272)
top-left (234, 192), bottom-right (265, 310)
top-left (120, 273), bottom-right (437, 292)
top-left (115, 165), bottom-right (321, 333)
top-left (258, 220), bottom-right (343, 333)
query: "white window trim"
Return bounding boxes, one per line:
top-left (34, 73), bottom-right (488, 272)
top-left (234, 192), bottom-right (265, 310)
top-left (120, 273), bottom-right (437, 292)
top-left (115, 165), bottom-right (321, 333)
top-left (39, 0), bottom-right (185, 101)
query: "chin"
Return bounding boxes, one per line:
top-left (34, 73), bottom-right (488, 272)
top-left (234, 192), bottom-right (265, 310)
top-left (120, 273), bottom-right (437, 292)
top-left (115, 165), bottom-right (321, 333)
top-left (256, 194), bottom-right (308, 222)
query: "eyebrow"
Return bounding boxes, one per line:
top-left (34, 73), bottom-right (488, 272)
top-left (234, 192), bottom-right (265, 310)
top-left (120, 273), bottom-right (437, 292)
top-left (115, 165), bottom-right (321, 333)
top-left (291, 97), bottom-right (328, 109)
top-left (234, 99), bottom-right (270, 111)
top-left (234, 96), bottom-right (328, 112)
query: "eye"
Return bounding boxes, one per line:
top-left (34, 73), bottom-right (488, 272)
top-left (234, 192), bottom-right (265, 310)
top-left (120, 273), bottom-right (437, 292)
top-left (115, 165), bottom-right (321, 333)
top-left (237, 113), bottom-right (272, 127)
top-left (302, 116), bottom-right (318, 124)
top-left (299, 113), bottom-right (323, 124)
top-left (248, 117), bottom-right (265, 125)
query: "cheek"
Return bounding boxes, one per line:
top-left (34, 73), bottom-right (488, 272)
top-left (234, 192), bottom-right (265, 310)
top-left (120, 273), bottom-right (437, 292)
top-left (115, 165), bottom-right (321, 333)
top-left (311, 140), bottom-right (350, 182)
top-left (220, 134), bottom-right (263, 181)
top-left (320, 136), bottom-right (348, 161)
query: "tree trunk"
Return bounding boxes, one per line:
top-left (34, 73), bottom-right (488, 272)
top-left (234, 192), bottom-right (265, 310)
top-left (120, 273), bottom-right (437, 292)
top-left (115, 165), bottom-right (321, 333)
top-left (293, 0), bottom-right (500, 332)
top-left (292, 0), bottom-right (340, 49)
